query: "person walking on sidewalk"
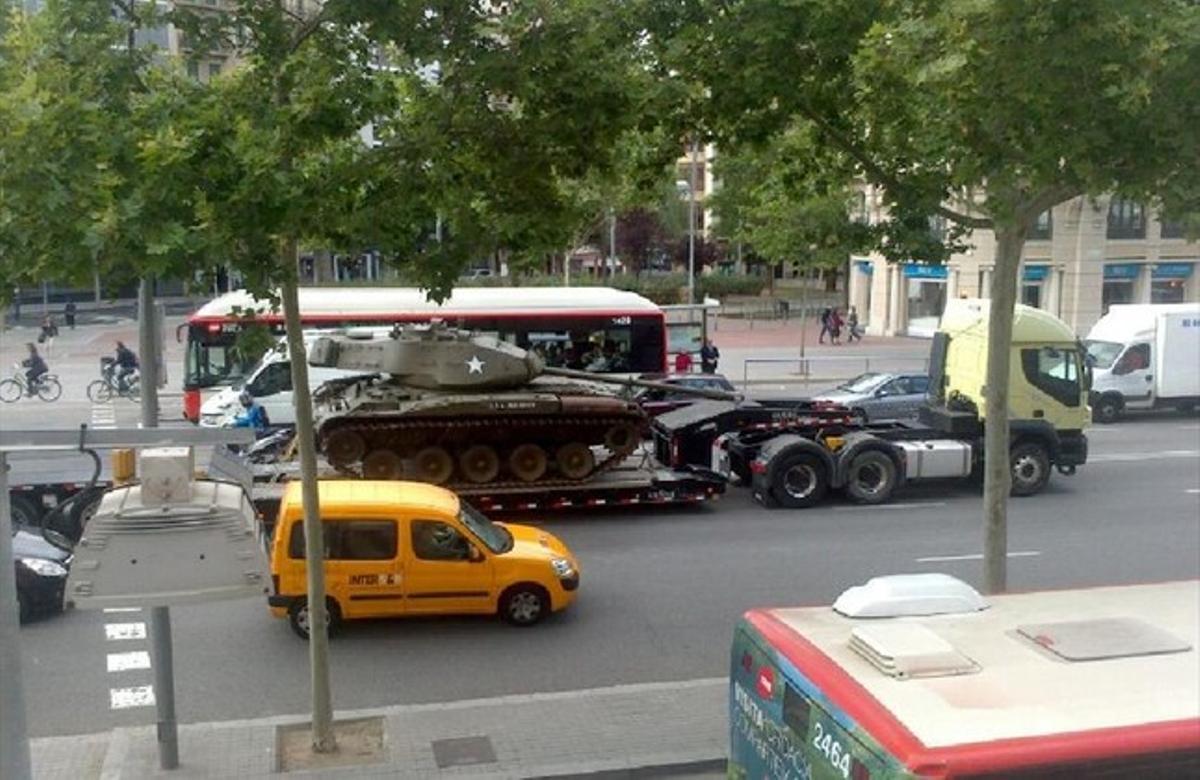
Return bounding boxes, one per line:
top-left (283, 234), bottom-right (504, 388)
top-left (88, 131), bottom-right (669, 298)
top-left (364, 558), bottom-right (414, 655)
top-left (700, 338), bottom-right (720, 374)
top-left (64, 300), bottom-right (77, 329)
top-left (818, 307), bottom-right (833, 344)
top-left (829, 308), bottom-right (844, 346)
top-left (847, 306), bottom-right (862, 343)
top-left (39, 314), bottom-right (58, 356)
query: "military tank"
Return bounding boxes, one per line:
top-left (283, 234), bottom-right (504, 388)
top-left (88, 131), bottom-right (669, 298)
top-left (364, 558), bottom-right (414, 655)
top-left (306, 323), bottom-right (737, 489)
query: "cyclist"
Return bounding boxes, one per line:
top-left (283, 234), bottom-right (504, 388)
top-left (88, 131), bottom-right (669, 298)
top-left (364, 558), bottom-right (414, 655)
top-left (231, 390), bottom-right (269, 432)
top-left (22, 343), bottom-right (48, 396)
top-left (114, 341), bottom-right (139, 393)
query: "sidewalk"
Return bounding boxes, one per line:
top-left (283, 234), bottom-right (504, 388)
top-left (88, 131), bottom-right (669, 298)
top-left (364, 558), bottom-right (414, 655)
top-left (32, 678), bottom-right (728, 779)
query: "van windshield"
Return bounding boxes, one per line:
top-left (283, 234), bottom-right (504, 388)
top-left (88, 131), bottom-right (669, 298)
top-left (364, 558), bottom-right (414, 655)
top-left (459, 504), bottom-right (512, 553)
top-left (1084, 340), bottom-right (1123, 369)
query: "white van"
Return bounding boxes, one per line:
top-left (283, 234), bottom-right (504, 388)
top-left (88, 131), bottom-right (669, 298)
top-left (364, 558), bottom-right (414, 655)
top-left (198, 329), bottom-right (388, 428)
top-left (1084, 303), bottom-right (1200, 423)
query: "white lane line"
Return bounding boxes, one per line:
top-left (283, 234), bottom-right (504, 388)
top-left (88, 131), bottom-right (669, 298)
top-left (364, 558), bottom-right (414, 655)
top-left (107, 651), bottom-right (151, 673)
top-left (105, 622), bottom-right (147, 641)
top-left (1187, 488), bottom-right (1200, 495)
top-left (103, 607), bottom-right (142, 614)
top-left (110, 685), bottom-right (156, 710)
top-left (1089, 450), bottom-right (1199, 463)
top-left (916, 550), bottom-right (1041, 563)
top-left (833, 501), bottom-right (947, 512)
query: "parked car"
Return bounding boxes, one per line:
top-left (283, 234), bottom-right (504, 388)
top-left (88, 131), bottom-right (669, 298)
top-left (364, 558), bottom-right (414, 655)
top-left (811, 372), bottom-right (930, 421)
top-left (633, 373), bottom-right (737, 417)
top-left (12, 524), bottom-right (72, 622)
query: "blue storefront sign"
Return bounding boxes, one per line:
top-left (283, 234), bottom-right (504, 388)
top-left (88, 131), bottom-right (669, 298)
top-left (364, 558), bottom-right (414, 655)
top-left (855, 261), bottom-right (874, 276)
top-left (1152, 262), bottom-right (1194, 279)
top-left (1104, 263), bottom-right (1142, 280)
top-left (1023, 265), bottom-right (1050, 281)
top-left (903, 263), bottom-right (948, 280)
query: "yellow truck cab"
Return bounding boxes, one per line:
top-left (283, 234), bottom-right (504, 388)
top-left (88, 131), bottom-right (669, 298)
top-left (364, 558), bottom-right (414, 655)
top-left (268, 480), bottom-right (579, 637)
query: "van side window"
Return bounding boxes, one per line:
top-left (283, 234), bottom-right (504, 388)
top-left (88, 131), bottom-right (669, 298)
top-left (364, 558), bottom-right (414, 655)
top-left (289, 520), bottom-right (397, 560)
top-left (249, 361), bottom-right (293, 397)
top-left (1113, 343), bottom-right (1150, 375)
top-left (411, 520), bottom-right (470, 561)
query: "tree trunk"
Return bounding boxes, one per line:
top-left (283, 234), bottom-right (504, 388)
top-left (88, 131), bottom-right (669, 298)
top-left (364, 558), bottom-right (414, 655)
top-left (281, 257), bottom-right (337, 752)
top-left (982, 224), bottom-right (1024, 594)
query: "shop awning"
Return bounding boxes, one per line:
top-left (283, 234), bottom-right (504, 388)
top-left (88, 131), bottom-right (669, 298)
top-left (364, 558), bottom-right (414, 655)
top-left (1023, 265), bottom-right (1050, 281)
top-left (903, 263), bottom-right (948, 279)
top-left (1152, 262), bottom-right (1194, 279)
top-left (1104, 263), bottom-right (1141, 280)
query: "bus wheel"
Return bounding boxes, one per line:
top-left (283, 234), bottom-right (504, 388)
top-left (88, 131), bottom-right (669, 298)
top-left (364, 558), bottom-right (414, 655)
top-left (509, 444), bottom-right (548, 482)
top-left (771, 453), bottom-right (829, 509)
top-left (1010, 442), bottom-right (1050, 497)
top-left (362, 449), bottom-right (404, 480)
top-left (459, 445), bottom-right (500, 484)
top-left (413, 447), bottom-right (454, 485)
top-left (556, 443), bottom-right (595, 480)
top-left (323, 430), bottom-right (366, 467)
top-left (846, 451), bottom-right (897, 505)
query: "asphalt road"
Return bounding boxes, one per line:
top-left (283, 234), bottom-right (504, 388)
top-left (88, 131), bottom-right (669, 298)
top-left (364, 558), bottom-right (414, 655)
top-left (15, 414), bottom-right (1200, 738)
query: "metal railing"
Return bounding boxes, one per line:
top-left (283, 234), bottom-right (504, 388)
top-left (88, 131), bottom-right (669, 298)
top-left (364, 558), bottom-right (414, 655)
top-left (741, 355), bottom-right (931, 389)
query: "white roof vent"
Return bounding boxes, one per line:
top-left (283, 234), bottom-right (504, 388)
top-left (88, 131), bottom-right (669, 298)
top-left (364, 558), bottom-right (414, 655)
top-left (850, 623), bottom-right (980, 679)
top-left (833, 573), bottom-right (988, 618)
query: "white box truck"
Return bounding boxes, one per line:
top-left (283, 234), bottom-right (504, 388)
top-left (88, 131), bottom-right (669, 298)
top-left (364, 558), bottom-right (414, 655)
top-left (1084, 303), bottom-right (1200, 422)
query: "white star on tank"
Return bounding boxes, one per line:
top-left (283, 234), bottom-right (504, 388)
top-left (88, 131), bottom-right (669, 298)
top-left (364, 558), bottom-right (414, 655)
top-left (465, 355), bottom-right (486, 375)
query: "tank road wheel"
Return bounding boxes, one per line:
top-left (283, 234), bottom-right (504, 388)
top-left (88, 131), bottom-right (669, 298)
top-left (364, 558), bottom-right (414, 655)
top-left (414, 446), bottom-right (454, 485)
top-left (460, 445), bottom-right (501, 484)
top-left (509, 444), bottom-right (548, 483)
top-left (556, 443), bottom-right (595, 480)
top-left (362, 449), bottom-right (405, 480)
top-left (323, 429), bottom-right (366, 468)
top-left (603, 422), bottom-right (640, 456)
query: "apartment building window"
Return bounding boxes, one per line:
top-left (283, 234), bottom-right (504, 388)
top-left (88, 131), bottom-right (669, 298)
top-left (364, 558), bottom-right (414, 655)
top-left (1160, 219), bottom-right (1185, 239)
top-left (209, 63), bottom-right (221, 79)
top-left (1029, 210), bottom-right (1052, 240)
top-left (928, 215), bottom-right (948, 243)
top-left (1107, 198), bottom-right (1145, 239)
top-left (187, 61), bottom-right (199, 80)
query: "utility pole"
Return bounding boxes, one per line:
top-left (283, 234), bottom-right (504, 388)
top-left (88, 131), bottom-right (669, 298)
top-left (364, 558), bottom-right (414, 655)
top-left (608, 208), bottom-right (617, 277)
top-left (687, 139), bottom-right (699, 305)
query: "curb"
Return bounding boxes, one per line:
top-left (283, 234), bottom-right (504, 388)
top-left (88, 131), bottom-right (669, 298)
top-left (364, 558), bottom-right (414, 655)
top-left (529, 757), bottom-right (727, 779)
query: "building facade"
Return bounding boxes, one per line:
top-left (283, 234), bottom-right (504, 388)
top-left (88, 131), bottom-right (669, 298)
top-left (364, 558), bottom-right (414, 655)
top-left (849, 194), bottom-right (1200, 338)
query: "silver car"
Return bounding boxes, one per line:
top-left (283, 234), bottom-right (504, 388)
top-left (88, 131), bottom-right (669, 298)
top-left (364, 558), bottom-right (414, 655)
top-left (812, 372), bottom-right (930, 421)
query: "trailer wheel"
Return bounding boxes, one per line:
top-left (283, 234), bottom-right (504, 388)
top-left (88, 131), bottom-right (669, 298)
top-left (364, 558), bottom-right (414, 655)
top-left (846, 451), bottom-right (898, 505)
top-left (8, 494), bottom-right (40, 527)
top-left (1092, 395), bottom-right (1122, 424)
top-left (771, 453), bottom-right (829, 509)
top-left (1010, 441), bottom-right (1051, 497)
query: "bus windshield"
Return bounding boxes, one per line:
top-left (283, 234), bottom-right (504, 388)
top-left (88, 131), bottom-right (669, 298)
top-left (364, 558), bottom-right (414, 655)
top-left (184, 326), bottom-right (263, 390)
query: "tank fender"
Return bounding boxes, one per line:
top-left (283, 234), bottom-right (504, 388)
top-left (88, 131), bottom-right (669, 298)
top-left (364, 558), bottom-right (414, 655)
top-left (833, 434), bottom-right (907, 488)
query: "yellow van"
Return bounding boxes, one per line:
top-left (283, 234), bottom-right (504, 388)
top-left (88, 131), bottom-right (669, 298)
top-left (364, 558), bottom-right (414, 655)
top-left (267, 480), bottom-right (580, 637)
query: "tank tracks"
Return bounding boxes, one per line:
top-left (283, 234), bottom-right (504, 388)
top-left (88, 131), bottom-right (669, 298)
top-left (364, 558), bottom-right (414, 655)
top-left (318, 413), bottom-right (645, 491)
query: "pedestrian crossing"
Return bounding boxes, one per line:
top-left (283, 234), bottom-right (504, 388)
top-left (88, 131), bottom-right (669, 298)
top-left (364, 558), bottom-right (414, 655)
top-left (102, 608), bottom-right (157, 711)
top-left (90, 402), bottom-right (117, 430)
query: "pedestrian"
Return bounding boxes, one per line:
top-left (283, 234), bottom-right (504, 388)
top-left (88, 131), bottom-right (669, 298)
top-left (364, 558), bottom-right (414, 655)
top-left (818, 307), bottom-right (833, 344)
top-left (700, 338), bottom-right (720, 374)
top-left (674, 350), bottom-right (694, 373)
top-left (847, 306), bottom-right (861, 343)
top-left (829, 308), bottom-right (844, 346)
top-left (39, 314), bottom-right (57, 356)
top-left (64, 300), bottom-right (76, 330)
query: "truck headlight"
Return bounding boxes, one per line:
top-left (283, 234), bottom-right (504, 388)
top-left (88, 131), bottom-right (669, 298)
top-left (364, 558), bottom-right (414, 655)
top-left (20, 558), bottom-right (68, 578)
top-left (550, 558), bottom-right (575, 578)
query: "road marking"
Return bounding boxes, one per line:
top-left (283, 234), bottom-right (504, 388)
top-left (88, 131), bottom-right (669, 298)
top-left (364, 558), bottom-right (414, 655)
top-left (916, 550), bottom-right (1041, 563)
top-left (107, 651), bottom-right (151, 673)
top-left (834, 501), bottom-right (947, 512)
top-left (1187, 488), bottom-right (1200, 495)
top-left (103, 607), bottom-right (142, 614)
top-left (91, 402), bottom-right (117, 430)
top-left (1089, 450), bottom-right (1199, 463)
top-left (105, 622), bottom-right (147, 641)
top-left (109, 685), bottom-right (156, 710)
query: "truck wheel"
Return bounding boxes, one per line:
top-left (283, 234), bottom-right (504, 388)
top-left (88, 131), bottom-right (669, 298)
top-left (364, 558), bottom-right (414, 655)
top-left (9, 494), bottom-right (40, 527)
top-left (1010, 442), bottom-right (1051, 497)
top-left (1092, 395), bottom-right (1121, 424)
top-left (771, 453), bottom-right (829, 509)
top-left (1176, 402), bottom-right (1197, 415)
top-left (499, 584), bottom-right (549, 626)
top-left (846, 451), bottom-right (898, 505)
top-left (288, 597), bottom-right (341, 640)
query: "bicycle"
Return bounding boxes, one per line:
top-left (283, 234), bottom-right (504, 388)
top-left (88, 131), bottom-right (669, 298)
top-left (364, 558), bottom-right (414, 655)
top-left (0, 365), bottom-right (63, 403)
top-left (86, 357), bottom-right (140, 403)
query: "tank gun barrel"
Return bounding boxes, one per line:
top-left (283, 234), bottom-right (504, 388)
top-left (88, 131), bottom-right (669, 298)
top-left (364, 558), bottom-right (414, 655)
top-left (542, 366), bottom-right (743, 402)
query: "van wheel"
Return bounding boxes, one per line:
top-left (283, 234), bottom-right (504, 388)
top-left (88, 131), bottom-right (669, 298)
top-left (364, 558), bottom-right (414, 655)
top-left (288, 597), bottom-right (342, 640)
top-left (845, 450), bottom-right (898, 505)
top-left (1010, 442), bottom-right (1051, 497)
top-left (1092, 395), bottom-right (1122, 424)
top-left (500, 584), bottom-right (549, 626)
top-left (770, 452), bottom-right (829, 509)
